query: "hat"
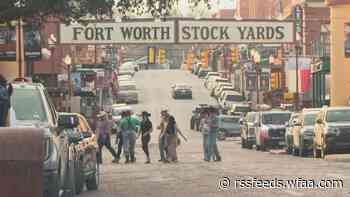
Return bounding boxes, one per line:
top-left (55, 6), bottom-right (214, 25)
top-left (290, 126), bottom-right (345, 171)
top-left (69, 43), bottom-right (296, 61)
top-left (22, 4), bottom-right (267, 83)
top-left (97, 111), bottom-right (107, 118)
top-left (141, 111), bottom-right (151, 117)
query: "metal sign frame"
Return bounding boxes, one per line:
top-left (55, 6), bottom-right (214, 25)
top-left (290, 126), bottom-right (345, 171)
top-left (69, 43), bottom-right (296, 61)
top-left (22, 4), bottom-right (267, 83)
top-left (58, 18), bottom-right (296, 45)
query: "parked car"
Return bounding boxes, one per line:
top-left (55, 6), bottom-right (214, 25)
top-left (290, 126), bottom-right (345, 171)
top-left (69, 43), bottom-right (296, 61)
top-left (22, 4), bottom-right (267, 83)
top-left (218, 91), bottom-right (245, 109)
top-left (11, 82), bottom-right (76, 197)
top-left (213, 83), bottom-right (233, 98)
top-left (255, 111), bottom-right (292, 151)
top-left (204, 72), bottom-right (220, 80)
top-left (291, 108), bottom-right (321, 157)
top-left (217, 115), bottom-right (241, 141)
top-left (211, 82), bottom-right (232, 97)
top-left (207, 77), bottom-right (229, 91)
top-left (111, 104), bottom-right (132, 123)
top-left (217, 86), bottom-right (235, 99)
top-left (285, 112), bottom-right (300, 154)
top-left (58, 113), bottom-right (99, 194)
top-left (198, 68), bottom-right (211, 78)
top-left (190, 104), bottom-right (209, 131)
top-left (313, 107), bottom-right (350, 158)
top-left (118, 82), bottom-right (138, 104)
top-left (240, 112), bottom-right (258, 149)
top-left (171, 83), bottom-right (192, 99)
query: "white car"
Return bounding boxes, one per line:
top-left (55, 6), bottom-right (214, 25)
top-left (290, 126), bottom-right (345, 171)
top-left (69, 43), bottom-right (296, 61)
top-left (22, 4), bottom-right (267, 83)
top-left (208, 77), bottom-right (229, 91)
top-left (118, 82), bottom-right (138, 104)
top-left (218, 91), bottom-right (246, 109)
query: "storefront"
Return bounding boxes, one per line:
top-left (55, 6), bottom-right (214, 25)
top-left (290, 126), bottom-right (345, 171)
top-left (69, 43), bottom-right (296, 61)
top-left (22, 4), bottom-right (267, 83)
top-left (311, 57), bottom-right (331, 107)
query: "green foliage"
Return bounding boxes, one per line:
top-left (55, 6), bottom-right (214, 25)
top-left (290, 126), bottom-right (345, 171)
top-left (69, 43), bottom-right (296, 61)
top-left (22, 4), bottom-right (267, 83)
top-left (0, 0), bottom-right (209, 24)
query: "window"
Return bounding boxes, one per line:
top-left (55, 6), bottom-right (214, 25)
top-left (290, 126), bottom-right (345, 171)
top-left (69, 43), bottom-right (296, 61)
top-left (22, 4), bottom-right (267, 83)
top-left (12, 87), bottom-right (48, 122)
top-left (345, 23), bottom-right (350, 58)
top-left (262, 113), bottom-right (291, 125)
top-left (326, 110), bottom-right (350, 122)
top-left (303, 114), bottom-right (317, 126)
top-left (226, 95), bottom-right (245, 102)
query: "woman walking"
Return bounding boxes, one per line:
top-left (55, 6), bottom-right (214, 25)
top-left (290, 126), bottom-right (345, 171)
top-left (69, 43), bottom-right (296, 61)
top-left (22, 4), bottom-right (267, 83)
top-left (140, 111), bottom-right (153, 163)
top-left (165, 116), bottom-right (187, 163)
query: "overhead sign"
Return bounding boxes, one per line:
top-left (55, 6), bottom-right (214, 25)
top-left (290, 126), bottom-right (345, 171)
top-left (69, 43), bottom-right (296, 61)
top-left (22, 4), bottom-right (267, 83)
top-left (59, 21), bottom-right (176, 44)
top-left (59, 19), bottom-right (295, 44)
top-left (178, 20), bottom-right (295, 44)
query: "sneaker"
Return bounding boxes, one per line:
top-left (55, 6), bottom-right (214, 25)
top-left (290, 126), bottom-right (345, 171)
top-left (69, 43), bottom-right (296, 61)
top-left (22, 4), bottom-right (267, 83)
top-left (145, 160), bottom-right (151, 164)
top-left (214, 157), bottom-right (222, 162)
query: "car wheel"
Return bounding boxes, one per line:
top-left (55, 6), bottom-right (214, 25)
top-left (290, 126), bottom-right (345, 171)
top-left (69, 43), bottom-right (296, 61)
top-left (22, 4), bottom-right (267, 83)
top-left (74, 159), bottom-right (84, 195)
top-left (313, 145), bottom-right (321, 158)
top-left (190, 118), bottom-right (195, 130)
top-left (241, 137), bottom-right (246, 148)
top-left (63, 160), bottom-right (76, 197)
top-left (292, 147), bottom-right (299, 156)
top-left (217, 130), bottom-right (226, 141)
top-left (321, 147), bottom-right (327, 159)
top-left (45, 172), bottom-right (60, 197)
top-left (255, 144), bottom-right (260, 151)
top-left (247, 142), bottom-right (253, 149)
top-left (86, 163), bottom-right (99, 191)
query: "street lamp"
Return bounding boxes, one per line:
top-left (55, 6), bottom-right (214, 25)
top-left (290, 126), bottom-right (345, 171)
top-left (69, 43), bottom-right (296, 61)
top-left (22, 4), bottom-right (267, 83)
top-left (63, 55), bottom-right (72, 112)
top-left (253, 51), bottom-right (261, 107)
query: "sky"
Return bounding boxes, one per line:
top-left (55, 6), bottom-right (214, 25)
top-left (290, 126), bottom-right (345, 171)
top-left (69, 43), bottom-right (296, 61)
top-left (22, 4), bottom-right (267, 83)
top-left (178, 0), bottom-right (235, 16)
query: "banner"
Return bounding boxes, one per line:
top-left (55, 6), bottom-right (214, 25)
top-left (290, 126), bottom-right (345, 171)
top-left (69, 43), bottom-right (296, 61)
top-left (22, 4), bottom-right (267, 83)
top-left (0, 25), bottom-right (42, 61)
top-left (59, 19), bottom-right (295, 44)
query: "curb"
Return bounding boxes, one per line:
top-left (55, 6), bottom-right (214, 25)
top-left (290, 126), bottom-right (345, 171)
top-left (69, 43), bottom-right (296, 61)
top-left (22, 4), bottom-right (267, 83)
top-left (325, 154), bottom-right (350, 162)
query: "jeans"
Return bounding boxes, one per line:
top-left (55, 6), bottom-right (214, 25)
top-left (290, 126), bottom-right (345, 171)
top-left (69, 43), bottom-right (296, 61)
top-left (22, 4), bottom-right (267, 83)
top-left (166, 134), bottom-right (178, 161)
top-left (202, 134), bottom-right (210, 161)
top-left (122, 131), bottom-right (136, 161)
top-left (142, 135), bottom-right (151, 158)
top-left (208, 132), bottom-right (221, 161)
top-left (115, 132), bottom-right (123, 160)
top-left (97, 134), bottom-right (117, 164)
top-left (159, 135), bottom-right (167, 160)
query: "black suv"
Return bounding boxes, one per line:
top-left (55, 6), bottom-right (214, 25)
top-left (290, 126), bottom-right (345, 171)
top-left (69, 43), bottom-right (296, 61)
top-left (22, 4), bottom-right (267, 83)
top-left (11, 82), bottom-right (76, 197)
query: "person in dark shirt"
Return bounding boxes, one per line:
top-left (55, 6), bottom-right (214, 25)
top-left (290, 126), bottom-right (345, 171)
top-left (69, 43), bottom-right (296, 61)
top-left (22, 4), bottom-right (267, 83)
top-left (140, 111), bottom-right (153, 164)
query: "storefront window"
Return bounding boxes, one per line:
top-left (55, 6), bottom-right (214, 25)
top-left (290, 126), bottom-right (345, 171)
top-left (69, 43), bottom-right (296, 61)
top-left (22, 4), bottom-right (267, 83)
top-left (345, 23), bottom-right (350, 58)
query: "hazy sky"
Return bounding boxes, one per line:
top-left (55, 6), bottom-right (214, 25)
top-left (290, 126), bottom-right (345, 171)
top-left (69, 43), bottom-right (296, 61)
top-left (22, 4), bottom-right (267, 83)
top-left (179, 0), bottom-right (235, 16)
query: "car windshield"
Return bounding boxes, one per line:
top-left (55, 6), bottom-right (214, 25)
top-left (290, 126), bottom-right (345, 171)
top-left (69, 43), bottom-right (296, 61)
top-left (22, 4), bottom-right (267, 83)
top-left (11, 87), bottom-right (48, 122)
top-left (221, 117), bottom-right (239, 123)
top-left (176, 85), bottom-right (190, 89)
top-left (326, 110), bottom-right (350, 122)
top-left (262, 113), bottom-right (291, 125)
top-left (235, 106), bottom-right (251, 113)
top-left (303, 114), bottom-right (317, 125)
top-left (112, 108), bottom-right (129, 116)
top-left (226, 95), bottom-right (245, 102)
top-left (119, 85), bottom-right (136, 91)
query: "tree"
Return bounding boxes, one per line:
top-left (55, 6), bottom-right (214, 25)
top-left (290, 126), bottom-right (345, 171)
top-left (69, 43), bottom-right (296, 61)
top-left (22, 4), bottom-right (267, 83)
top-left (0, 0), bottom-right (211, 24)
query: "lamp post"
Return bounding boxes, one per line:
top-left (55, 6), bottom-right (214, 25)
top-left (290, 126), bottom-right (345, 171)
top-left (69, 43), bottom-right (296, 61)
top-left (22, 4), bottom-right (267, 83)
top-left (253, 50), bottom-right (261, 106)
top-left (63, 55), bottom-right (72, 112)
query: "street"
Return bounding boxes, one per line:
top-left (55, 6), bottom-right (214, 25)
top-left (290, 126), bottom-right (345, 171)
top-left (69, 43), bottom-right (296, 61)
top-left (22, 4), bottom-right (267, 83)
top-left (81, 70), bottom-right (350, 197)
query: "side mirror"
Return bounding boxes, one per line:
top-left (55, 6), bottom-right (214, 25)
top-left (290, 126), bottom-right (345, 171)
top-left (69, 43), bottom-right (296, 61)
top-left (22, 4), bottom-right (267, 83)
top-left (58, 114), bottom-right (79, 129)
top-left (316, 119), bottom-right (323, 124)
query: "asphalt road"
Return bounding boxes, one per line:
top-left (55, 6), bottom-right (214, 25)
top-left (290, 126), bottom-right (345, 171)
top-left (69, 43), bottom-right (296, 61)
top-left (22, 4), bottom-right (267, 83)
top-left (81, 70), bottom-right (350, 197)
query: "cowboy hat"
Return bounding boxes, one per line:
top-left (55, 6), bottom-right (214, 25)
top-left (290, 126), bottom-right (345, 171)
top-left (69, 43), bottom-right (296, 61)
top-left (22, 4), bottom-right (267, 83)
top-left (97, 111), bottom-right (107, 118)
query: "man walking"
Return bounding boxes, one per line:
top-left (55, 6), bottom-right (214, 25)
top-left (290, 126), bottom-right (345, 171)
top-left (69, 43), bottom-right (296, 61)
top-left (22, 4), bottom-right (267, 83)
top-left (140, 111), bottom-right (153, 163)
top-left (157, 109), bottom-right (169, 162)
top-left (0, 74), bottom-right (12, 127)
top-left (207, 106), bottom-right (222, 162)
top-left (96, 111), bottom-right (118, 164)
top-left (119, 110), bottom-right (140, 163)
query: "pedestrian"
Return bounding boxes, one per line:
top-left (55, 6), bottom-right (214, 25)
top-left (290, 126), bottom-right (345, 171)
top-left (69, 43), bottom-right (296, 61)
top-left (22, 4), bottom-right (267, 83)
top-left (96, 111), bottom-right (118, 164)
top-left (157, 109), bottom-right (170, 162)
top-left (200, 109), bottom-right (210, 161)
top-left (140, 111), bottom-right (153, 164)
top-left (115, 112), bottom-right (127, 163)
top-left (165, 115), bottom-right (187, 163)
top-left (119, 110), bottom-right (140, 163)
top-left (0, 74), bottom-right (12, 127)
top-left (207, 106), bottom-right (222, 162)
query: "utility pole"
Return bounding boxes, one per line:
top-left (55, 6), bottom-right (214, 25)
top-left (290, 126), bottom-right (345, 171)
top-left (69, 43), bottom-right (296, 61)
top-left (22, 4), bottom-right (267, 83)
top-left (295, 45), bottom-right (299, 110)
top-left (17, 17), bottom-right (24, 78)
